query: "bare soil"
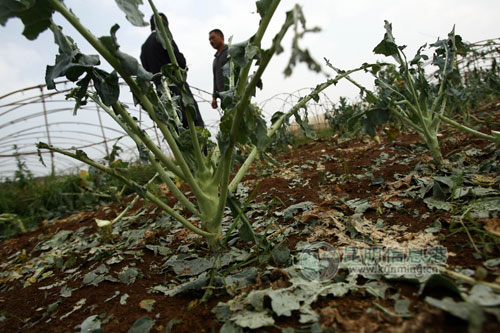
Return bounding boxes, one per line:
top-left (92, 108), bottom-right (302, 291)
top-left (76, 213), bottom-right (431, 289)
top-left (1, 112), bottom-right (500, 332)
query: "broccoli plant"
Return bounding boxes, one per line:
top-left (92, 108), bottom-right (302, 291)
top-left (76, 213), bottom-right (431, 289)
top-left (330, 21), bottom-right (500, 166)
top-left (2, 0), bottom-right (375, 246)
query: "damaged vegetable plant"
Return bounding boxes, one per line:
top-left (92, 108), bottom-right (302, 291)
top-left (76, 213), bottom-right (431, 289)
top-left (1, 0), bottom-right (372, 246)
top-left (330, 21), bottom-right (500, 166)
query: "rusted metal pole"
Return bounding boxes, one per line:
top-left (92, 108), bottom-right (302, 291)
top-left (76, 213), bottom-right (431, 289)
top-left (141, 105), bottom-right (162, 152)
top-left (39, 86), bottom-right (55, 176)
top-left (154, 122), bottom-right (161, 148)
top-left (95, 103), bottom-right (110, 158)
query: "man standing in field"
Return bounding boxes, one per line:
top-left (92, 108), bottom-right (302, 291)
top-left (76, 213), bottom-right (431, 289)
top-left (141, 13), bottom-right (204, 129)
top-left (209, 29), bottom-right (229, 110)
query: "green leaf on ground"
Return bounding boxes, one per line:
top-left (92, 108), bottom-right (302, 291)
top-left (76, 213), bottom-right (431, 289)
top-left (346, 198), bottom-right (371, 213)
top-left (425, 296), bottom-right (485, 330)
top-left (268, 290), bottom-right (301, 316)
top-left (425, 219), bottom-right (442, 233)
top-left (166, 256), bottom-right (212, 276)
top-left (394, 299), bottom-right (411, 316)
top-left (280, 201), bottom-right (315, 220)
top-left (82, 264), bottom-right (109, 286)
top-left (220, 321), bottom-right (244, 333)
top-left (128, 316), bottom-right (154, 333)
top-left (364, 281), bottom-right (390, 299)
top-left (271, 245), bottom-right (290, 266)
top-left (423, 198), bottom-right (454, 211)
top-left (466, 285), bottom-right (500, 307)
top-left (232, 310), bottom-right (275, 329)
top-left (80, 315), bottom-right (102, 333)
top-left (118, 267), bottom-right (140, 284)
top-left (484, 258), bottom-right (500, 268)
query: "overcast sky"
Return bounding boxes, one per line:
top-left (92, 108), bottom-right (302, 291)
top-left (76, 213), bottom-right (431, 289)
top-left (3, 0), bottom-right (500, 100)
top-left (1, 0), bottom-right (499, 176)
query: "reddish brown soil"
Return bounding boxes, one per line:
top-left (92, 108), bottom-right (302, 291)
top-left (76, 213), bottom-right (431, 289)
top-left (1, 117), bottom-right (499, 332)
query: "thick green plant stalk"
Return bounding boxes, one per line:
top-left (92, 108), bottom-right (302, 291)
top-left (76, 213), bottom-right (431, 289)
top-left (438, 114), bottom-right (500, 146)
top-left (208, 0), bottom-right (284, 237)
top-left (4, 0), bottom-right (326, 247)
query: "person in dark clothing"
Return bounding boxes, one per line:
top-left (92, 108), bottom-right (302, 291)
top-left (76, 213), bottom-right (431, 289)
top-left (209, 29), bottom-right (228, 109)
top-left (141, 13), bottom-right (204, 128)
